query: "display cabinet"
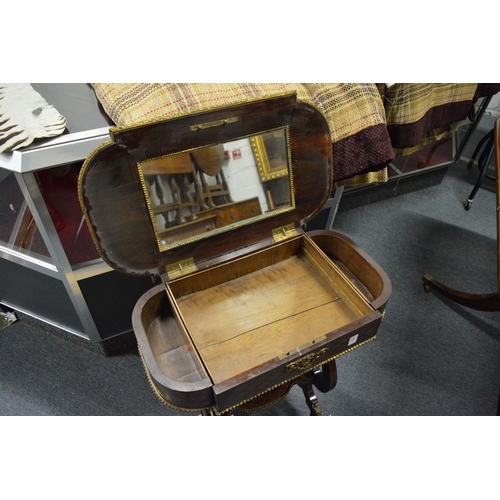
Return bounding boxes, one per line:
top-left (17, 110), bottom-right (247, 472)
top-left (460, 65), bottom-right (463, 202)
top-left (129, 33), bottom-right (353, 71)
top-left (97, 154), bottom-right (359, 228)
top-left (0, 84), bottom-right (153, 344)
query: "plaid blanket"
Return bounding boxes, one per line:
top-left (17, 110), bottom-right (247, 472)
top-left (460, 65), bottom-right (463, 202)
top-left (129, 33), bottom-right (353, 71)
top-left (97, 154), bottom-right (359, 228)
top-left (92, 83), bottom-right (500, 185)
top-left (383, 83), bottom-right (500, 157)
top-left (92, 83), bottom-right (394, 186)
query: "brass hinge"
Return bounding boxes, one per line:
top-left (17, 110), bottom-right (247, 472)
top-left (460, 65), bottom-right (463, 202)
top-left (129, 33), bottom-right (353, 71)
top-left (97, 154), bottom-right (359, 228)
top-left (166, 257), bottom-right (198, 279)
top-left (272, 223), bottom-right (299, 242)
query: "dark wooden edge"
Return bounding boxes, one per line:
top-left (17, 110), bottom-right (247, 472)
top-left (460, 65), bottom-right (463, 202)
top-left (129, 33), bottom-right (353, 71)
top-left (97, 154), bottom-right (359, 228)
top-left (307, 229), bottom-right (392, 313)
top-left (131, 284), bottom-right (214, 410)
top-left (422, 276), bottom-right (500, 312)
top-left (212, 312), bottom-right (381, 413)
top-left (79, 94), bottom-right (332, 277)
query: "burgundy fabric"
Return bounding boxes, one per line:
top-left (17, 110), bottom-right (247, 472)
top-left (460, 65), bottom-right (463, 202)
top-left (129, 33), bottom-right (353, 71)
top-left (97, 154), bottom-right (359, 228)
top-left (388, 84), bottom-right (500, 150)
top-left (332, 123), bottom-right (394, 182)
top-left (387, 101), bottom-right (476, 150)
top-left (473, 83), bottom-right (500, 101)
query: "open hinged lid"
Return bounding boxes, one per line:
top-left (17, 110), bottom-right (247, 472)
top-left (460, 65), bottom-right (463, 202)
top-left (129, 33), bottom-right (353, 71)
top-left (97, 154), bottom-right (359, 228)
top-left (78, 93), bottom-right (332, 278)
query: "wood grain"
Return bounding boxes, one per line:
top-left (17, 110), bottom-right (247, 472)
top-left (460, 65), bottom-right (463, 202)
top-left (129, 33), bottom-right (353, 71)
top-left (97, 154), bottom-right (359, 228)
top-left (148, 314), bottom-right (207, 383)
top-left (176, 254), bottom-right (360, 383)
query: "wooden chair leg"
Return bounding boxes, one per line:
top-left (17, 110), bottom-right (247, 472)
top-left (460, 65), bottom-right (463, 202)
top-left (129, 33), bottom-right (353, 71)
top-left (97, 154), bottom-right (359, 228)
top-left (423, 274), bottom-right (500, 312)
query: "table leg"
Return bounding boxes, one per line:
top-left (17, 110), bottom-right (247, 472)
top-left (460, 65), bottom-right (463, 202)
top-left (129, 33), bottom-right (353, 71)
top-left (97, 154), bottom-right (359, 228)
top-left (297, 361), bottom-right (338, 416)
top-left (298, 379), bottom-right (322, 416)
top-left (423, 274), bottom-right (500, 312)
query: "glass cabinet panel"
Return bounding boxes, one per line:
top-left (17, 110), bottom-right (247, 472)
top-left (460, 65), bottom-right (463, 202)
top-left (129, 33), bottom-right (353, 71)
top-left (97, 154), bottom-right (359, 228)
top-left (0, 169), bottom-right (51, 263)
top-left (0, 163), bottom-right (101, 266)
top-left (34, 162), bottom-right (100, 264)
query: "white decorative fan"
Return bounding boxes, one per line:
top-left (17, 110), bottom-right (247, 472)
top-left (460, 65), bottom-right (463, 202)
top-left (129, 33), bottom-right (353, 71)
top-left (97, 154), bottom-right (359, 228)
top-left (0, 83), bottom-right (67, 154)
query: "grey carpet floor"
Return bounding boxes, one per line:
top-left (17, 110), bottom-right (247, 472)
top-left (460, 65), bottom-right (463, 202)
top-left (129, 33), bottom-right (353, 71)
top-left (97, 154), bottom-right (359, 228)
top-left (1, 120), bottom-right (500, 417)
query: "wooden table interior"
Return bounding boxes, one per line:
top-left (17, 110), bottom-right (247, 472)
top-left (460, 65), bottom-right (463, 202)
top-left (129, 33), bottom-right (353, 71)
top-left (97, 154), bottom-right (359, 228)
top-left (167, 235), bottom-right (374, 384)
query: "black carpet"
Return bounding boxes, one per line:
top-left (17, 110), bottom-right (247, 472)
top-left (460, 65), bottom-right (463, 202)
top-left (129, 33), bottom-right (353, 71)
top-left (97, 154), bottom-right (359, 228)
top-left (1, 119), bottom-right (500, 417)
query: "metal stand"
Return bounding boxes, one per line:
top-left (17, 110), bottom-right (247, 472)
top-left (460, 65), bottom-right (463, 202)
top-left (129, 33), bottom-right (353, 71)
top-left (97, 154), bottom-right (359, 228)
top-left (464, 128), bottom-right (495, 210)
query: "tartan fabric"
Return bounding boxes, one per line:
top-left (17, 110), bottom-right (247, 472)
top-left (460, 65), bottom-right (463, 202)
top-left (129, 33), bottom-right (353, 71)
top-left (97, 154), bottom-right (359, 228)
top-left (92, 83), bottom-right (394, 184)
top-left (384, 84), bottom-right (478, 126)
top-left (383, 83), bottom-right (500, 157)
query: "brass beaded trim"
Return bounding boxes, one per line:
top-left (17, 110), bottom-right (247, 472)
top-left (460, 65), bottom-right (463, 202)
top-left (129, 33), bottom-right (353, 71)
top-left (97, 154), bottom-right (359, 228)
top-left (217, 337), bottom-right (376, 415)
top-left (139, 336), bottom-right (376, 415)
top-left (77, 140), bottom-right (129, 273)
top-left (137, 345), bottom-right (210, 413)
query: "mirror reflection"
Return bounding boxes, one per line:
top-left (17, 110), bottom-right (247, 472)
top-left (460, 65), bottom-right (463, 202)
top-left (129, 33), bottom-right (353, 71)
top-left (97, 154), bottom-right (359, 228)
top-left (138, 127), bottom-right (293, 251)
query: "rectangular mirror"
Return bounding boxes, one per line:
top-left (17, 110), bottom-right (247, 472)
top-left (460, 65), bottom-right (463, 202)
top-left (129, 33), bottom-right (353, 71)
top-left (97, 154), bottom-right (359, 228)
top-left (137, 127), bottom-right (294, 252)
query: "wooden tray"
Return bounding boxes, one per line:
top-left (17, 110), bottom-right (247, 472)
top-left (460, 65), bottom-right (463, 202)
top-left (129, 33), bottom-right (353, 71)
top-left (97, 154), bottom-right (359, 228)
top-left (133, 230), bottom-right (390, 413)
top-left (79, 93), bottom-right (391, 414)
